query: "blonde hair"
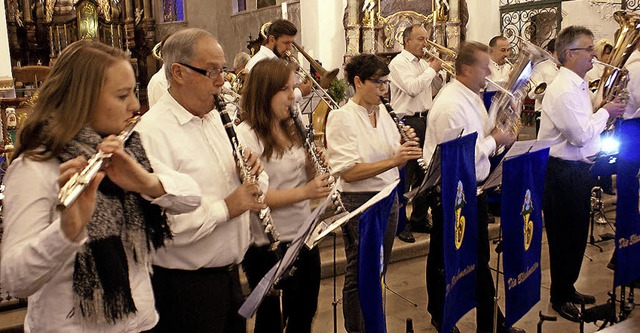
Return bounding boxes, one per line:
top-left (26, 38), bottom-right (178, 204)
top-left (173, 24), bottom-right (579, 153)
top-left (595, 38), bottom-right (613, 60)
top-left (13, 40), bottom-right (129, 160)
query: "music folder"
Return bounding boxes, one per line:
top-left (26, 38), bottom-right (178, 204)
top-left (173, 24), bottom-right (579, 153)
top-left (479, 139), bottom-right (554, 193)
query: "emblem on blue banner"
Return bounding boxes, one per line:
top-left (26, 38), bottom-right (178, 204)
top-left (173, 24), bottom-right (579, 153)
top-left (522, 189), bottom-right (533, 251)
top-left (454, 180), bottom-right (466, 250)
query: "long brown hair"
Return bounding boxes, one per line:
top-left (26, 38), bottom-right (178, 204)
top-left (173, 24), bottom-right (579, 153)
top-left (13, 40), bottom-right (129, 161)
top-left (241, 59), bottom-right (301, 160)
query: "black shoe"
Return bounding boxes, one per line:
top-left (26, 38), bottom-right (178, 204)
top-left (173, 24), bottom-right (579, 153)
top-left (430, 319), bottom-right (460, 333)
top-left (501, 326), bottom-right (526, 333)
top-left (570, 291), bottom-right (596, 305)
top-left (552, 301), bottom-right (581, 322)
top-left (398, 226), bottom-right (415, 243)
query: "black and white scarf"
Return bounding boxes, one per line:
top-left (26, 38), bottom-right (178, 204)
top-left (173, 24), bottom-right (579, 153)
top-left (57, 125), bottom-right (172, 324)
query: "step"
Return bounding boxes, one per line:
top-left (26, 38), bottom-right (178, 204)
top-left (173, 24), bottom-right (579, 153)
top-left (318, 221), bottom-right (503, 279)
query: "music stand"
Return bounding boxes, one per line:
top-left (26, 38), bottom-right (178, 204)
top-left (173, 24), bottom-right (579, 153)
top-left (588, 152), bottom-right (618, 251)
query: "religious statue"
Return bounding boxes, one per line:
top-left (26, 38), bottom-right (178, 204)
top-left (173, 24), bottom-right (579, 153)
top-left (135, 7), bottom-right (144, 25)
top-left (361, 0), bottom-right (376, 27)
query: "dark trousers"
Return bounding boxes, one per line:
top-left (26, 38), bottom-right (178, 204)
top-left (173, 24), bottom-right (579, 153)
top-left (426, 192), bottom-right (505, 331)
top-left (242, 243), bottom-right (321, 333)
top-left (341, 192), bottom-right (399, 333)
top-left (543, 157), bottom-right (594, 304)
top-left (150, 264), bottom-right (246, 333)
top-left (403, 114), bottom-right (429, 223)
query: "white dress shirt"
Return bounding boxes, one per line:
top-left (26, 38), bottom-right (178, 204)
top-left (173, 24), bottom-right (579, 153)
top-left (389, 50), bottom-right (437, 117)
top-left (245, 45), bottom-right (303, 102)
top-left (147, 64), bottom-right (168, 108)
top-left (624, 50), bottom-right (640, 118)
top-left (539, 67), bottom-right (609, 162)
top-left (527, 59), bottom-right (560, 112)
top-left (236, 123), bottom-right (311, 244)
top-left (136, 92), bottom-right (267, 269)
top-left (488, 59), bottom-right (512, 87)
top-left (423, 79), bottom-right (497, 182)
top-left (1, 154), bottom-right (200, 332)
top-left (326, 99), bottom-right (401, 192)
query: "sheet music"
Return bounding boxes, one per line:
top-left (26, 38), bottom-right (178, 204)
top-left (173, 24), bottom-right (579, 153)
top-left (481, 139), bottom-right (553, 191)
top-left (314, 180), bottom-right (400, 242)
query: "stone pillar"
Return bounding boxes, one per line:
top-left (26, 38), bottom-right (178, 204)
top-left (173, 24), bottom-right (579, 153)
top-left (446, 0), bottom-right (461, 50)
top-left (344, 0), bottom-right (360, 56)
top-left (360, 0), bottom-right (375, 54)
top-left (23, 0), bottom-right (32, 22)
top-left (0, 0), bottom-right (16, 99)
top-left (143, 0), bottom-right (152, 19)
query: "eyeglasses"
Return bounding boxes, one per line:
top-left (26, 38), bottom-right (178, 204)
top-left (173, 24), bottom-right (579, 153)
top-left (177, 62), bottom-right (227, 79)
top-left (369, 78), bottom-right (391, 87)
top-left (569, 46), bottom-right (595, 53)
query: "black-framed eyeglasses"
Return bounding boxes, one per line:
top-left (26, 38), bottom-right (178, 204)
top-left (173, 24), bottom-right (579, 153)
top-left (177, 62), bottom-right (227, 79)
top-left (569, 46), bottom-right (595, 53)
top-left (368, 78), bottom-right (391, 87)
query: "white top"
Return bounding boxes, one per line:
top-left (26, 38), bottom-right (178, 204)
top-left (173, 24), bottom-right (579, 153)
top-left (136, 92), bottom-right (267, 269)
top-left (488, 59), bottom-right (512, 88)
top-left (236, 123), bottom-right (311, 244)
top-left (527, 59), bottom-right (560, 112)
top-left (1, 154), bottom-right (200, 332)
top-left (624, 50), bottom-right (640, 119)
top-left (147, 64), bottom-right (168, 108)
top-left (245, 45), bottom-right (303, 102)
top-left (539, 67), bottom-right (609, 162)
top-left (389, 50), bottom-right (437, 117)
top-left (326, 99), bottom-right (401, 192)
top-left (423, 79), bottom-right (497, 182)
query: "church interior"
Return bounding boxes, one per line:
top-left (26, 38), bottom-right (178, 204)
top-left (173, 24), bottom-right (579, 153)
top-left (0, 0), bottom-right (639, 332)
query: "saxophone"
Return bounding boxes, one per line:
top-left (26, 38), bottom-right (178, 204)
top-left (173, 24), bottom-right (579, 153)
top-left (380, 97), bottom-right (429, 172)
top-left (289, 104), bottom-right (345, 214)
top-left (58, 115), bottom-right (141, 209)
top-left (214, 95), bottom-right (280, 251)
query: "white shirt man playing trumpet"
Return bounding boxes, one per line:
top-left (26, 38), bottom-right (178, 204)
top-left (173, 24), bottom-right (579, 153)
top-left (388, 24), bottom-right (442, 242)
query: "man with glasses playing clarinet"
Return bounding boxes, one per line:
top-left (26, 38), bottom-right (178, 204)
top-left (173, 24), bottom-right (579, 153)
top-left (389, 24), bottom-right (443, 243)
top-left (136, 28), bottom-right (267, 332)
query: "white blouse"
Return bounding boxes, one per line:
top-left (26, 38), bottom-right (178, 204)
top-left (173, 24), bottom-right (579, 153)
top-left (326, 99), bottom-right (401, 192)
top-left (236, 123), bottom-right (311, 244)
top-left (1, 154), bottom-right (201, 333)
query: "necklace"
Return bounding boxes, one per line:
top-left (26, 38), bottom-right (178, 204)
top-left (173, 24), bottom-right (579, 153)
top-left (367, 107), bottom-right (376, 116)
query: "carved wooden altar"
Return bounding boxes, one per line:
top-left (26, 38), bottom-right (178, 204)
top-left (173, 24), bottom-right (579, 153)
top-left (4, 0), bottom-right (157, 87)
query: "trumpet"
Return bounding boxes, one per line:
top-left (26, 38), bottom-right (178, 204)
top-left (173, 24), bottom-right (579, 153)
top-left (58, 115), bottom-right (141, 209)
top-left (422, 47), bottom-right (456, 76)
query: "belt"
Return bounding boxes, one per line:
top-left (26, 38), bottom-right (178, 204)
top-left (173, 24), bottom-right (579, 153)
top-left (405, 111), bottom-right (428, 118)
top-left (153, 263), bottom-right (238, 274)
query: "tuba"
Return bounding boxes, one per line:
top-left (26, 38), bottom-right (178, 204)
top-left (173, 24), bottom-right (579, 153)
top-left (593, 11), bottom-right (640, 109)
top-left (489, 36), bottom-right (559, 138)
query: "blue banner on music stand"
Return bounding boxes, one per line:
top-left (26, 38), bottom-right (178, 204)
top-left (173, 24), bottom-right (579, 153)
top-left (441, 133), bottom-right (478, 333)
top-left (501, 148), bottom-right (549, 327)
top-left (358, 188), bottom-right (396, 333)
top-left (614, 118), bottom-right (640, 287)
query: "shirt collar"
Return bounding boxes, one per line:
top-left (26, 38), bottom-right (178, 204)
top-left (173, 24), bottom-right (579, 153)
top-left (559, 66), bottom-right (587, 89)
top-left (259, 45), bottom-right (278, 59)
top-left (159, 91), bottom-right (214, 125)
top-left (452, 78), bottom-right (483, 103)
top-left (400, 49), bottom-right (420, 62)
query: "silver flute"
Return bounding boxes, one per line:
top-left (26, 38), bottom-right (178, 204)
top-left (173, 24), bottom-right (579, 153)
top-left (58, 115), bottom-right (141, 208)
top-left (380, 97), bottom-right (428, 172)
top-left (289, 104), bottom-right (345, 213)
top-left (214, 95), bottom-right (281, 251)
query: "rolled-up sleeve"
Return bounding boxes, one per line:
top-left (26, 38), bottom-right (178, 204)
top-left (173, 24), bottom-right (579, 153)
top-left (326, 110), bottom-right (361, 175)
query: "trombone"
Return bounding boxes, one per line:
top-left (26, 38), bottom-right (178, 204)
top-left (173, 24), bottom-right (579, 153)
top-left (285, 42), bottom-right (341, 110)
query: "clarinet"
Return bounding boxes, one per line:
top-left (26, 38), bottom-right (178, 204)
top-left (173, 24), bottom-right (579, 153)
top-left (380, 97), bottom-right (428, 172)
top-left (58, 115), bottom-right (141, 208)
top-left (289, 104), bottom-right (345, 213)
top-left (214, 95), bottom-right (280, 251)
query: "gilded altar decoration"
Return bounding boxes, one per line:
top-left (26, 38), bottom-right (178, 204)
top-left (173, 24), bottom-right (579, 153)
top-left (45, 0), bottom-right (56, 22)
top-left (76, 0), bottom-right (99, 40)
top-left (99, 0), bottom-right (111, 22)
